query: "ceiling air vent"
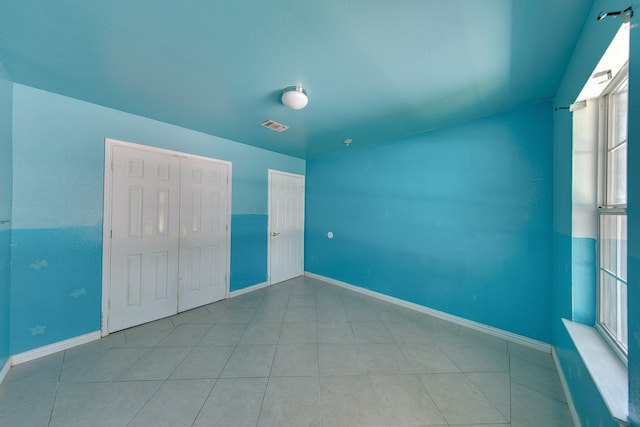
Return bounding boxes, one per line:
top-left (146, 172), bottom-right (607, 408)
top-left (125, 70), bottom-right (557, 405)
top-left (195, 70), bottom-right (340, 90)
top-left (261, 120), bottom-right (289, 132)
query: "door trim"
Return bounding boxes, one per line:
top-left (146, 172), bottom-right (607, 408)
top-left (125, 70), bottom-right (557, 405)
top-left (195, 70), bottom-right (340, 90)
top-left (101, 138), bottom-right (232, 336)
top-left (267, 169), bottom-right (305, 285)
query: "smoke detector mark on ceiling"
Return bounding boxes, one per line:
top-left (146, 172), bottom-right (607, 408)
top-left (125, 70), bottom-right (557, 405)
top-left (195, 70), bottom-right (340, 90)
top-left (261, 120), bottom-right (289, 132)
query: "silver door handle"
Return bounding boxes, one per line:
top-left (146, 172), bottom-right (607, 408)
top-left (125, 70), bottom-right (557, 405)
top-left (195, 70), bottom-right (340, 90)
top-left (271, 232), bottom-right (280, 237)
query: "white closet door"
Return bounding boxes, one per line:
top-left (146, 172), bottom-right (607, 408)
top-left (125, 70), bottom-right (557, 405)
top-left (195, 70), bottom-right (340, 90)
top-left (108, 145), bottom-right (180, 332)
top-left (178, 156), bottom-right (230, 311)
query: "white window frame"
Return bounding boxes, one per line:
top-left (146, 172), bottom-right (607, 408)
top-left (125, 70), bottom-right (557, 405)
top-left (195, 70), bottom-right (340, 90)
top-left (596, 63), bottom-right (628, 363)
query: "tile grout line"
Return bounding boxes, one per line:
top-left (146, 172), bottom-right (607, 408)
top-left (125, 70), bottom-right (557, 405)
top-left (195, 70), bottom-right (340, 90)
top-left (188, 377), bottom-right (218, 427)
top-left (314, 300), bottom-right (324, 426)
top-left (46, 350), bottom-right (67, 426)
top-left (127, 319), bottom-right (212, 425)
top-left (255, 288), bottom-right (292, 427)
top-left (509, 347), bottom-right (514, 425)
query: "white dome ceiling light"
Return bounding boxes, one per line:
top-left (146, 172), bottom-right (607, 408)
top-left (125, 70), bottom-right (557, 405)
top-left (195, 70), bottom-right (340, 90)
top-left (281, 85), bottom-right (308, 110)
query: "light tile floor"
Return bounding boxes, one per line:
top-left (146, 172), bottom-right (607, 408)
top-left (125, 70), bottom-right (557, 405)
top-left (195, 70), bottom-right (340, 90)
top-left (0, 276), bottom-right (573, 426)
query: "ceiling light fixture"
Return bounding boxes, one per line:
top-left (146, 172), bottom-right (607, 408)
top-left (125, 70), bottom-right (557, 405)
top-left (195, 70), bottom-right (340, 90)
top-left (281, 85), bottom-right (308, 110)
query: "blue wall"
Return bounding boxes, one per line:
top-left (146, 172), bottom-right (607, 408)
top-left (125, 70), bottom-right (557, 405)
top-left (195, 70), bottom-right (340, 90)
top-left (305, 102), bottom-right (553, 342)
top-left (552, 0), bottom-right (640, 425)
top-left (0, 61), bottom-right (12, 368)
top-left (10, 84), bottom-right (304, 354)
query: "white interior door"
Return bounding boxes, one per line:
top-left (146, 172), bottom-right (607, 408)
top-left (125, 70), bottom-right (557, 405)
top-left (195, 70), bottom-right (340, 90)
top-left (108, 144), bottom-right (180, 332)
top-left (178, 156), bottom-right (230, 311)
top-left (269, 170), bottom-right (305, 284)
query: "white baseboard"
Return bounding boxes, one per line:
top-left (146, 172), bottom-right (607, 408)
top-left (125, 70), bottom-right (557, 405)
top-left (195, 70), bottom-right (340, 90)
top-left (305, 271), bottom-right (551, 353)
top-left (553, 347), bottom-right (582, 427)
top-left (0, 357), bottom-right (10, 385)
top-left (5, 281), bottom-right (268, 369)
top-left (229, 281), bottom-right (269, 298)
top-left (10, 331), bottom-right (102, 366)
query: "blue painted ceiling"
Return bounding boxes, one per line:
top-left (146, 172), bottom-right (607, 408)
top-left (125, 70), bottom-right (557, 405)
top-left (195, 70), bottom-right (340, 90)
top-left (0, 1), bottom-right (594, 159)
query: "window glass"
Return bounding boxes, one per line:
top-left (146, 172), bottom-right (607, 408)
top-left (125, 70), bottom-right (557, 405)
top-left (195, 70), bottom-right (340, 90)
top-left (620, 282), bottom-right (627, 350)
top-left (606, 144), bottom-right (627, 205)
top-left (600, 272), bottom-right (617, 336)
top-left (597, 70), bottom-right (628, 356)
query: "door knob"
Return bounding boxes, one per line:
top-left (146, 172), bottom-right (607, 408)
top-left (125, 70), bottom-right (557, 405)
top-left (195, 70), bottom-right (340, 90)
top-left (271, 232), bottom-right (280, 237)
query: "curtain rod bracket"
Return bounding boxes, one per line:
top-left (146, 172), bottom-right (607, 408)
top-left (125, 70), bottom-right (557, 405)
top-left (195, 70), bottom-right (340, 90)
top-left (555, 101), bottom-right (587, 112)
top-left (597, 6), bottom-right (633, 23)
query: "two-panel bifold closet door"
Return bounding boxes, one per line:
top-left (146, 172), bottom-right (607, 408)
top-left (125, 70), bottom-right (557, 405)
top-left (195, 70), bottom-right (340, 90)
top-left (106, 141), bottom-right (230, 333)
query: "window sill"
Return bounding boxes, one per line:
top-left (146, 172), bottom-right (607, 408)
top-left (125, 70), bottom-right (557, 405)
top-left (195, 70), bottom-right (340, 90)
top-left (562, 318), bottom-right (628, 425)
